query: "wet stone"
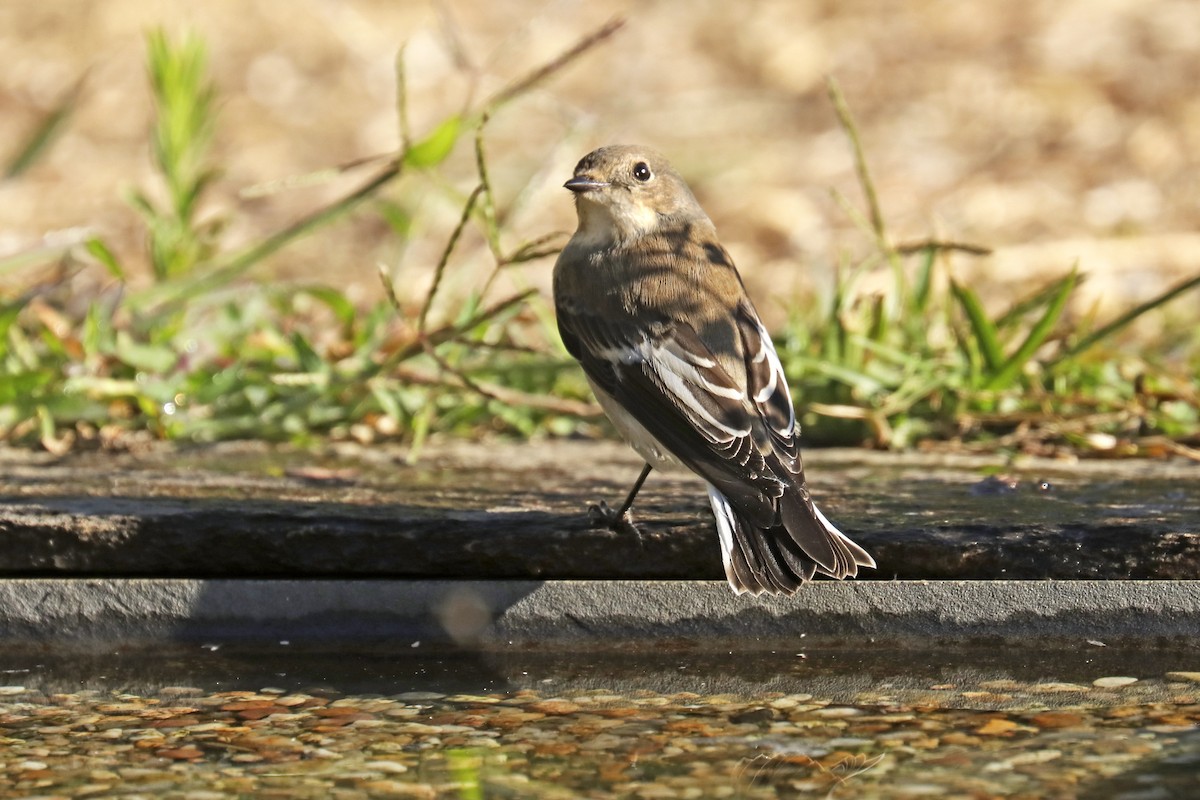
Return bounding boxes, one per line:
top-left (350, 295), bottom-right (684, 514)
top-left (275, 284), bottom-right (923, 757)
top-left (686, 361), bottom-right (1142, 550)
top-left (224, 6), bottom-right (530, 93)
top-left (729, 707), bottom-right (775, 724)
top-left (1164, 672), bottom-right (1200, 683)
top-left (2, 441), bottom-right (1197, 581)
top-left (523, 699), bottom-right (581, 715)
top-left (1029, 711), bottom-right (1086, 729)
top-left (1093, 676), bottom-right (1139, 688)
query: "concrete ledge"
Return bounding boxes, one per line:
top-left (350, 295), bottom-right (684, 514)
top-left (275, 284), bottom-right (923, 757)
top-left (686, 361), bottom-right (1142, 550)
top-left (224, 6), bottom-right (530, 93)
top-left (4, 442), bottom-right (1198, 581)
top-left (3, 579), bottom-right (1199, 644)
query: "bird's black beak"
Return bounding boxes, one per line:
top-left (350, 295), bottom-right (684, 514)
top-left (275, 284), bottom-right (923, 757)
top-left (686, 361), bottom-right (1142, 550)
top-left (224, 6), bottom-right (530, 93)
top-left (564, 175), bottom-right (608, 193)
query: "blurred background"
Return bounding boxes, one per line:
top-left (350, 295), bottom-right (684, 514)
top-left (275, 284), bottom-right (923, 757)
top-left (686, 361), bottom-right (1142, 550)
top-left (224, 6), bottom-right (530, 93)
top-left (5, 0), bottom-right (1199, 315)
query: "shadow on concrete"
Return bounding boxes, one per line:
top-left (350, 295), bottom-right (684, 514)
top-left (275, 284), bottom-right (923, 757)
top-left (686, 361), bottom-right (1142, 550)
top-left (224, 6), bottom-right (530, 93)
top-left (0, 494), bottom-right (717, 579)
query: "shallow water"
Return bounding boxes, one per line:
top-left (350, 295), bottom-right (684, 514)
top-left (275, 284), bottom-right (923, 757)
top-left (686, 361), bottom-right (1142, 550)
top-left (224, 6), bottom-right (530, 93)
top-left (2, 639), bottom-right (1199, 798)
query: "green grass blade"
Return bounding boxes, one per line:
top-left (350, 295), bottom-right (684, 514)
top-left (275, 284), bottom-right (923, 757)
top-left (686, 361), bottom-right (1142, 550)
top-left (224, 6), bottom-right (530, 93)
top-left (418, 183), bottom-right (484, 334)
top-left (473, 117), bottom-right (503, 263)
top-left (395, 45), bottom-right (411, 152)
top-left (114, 330), bottom-right (178, 373)
top-left (793, 357), bottom-right (889, 397)
top-left (950, 280), bottom-right (1004, 373)
top-left (4, 77), bottom-right (82, 179)
top-left (289, 331), bottom-right (325, 374)
top-left (0, 300), bottom-right (23, 357)
top-left (827, 76), bottom-right (888, 249)
top-left (983, 267), bottom-right (1077, 390)
top-left (369, 379), bottom-right (405, 423)
top-left (866, 294), bottom-right (887, 342)
top-left (143, 28), bottom-right (218, 281)
top-left (296, 286), bottom-right (356, 329)
top-left (1054, 269), bottom-right (1200, 364)
top-left (994, 269), bottom-right (1082, 331)
top-left (483, 18), bottom-right (625, 113)
top-left (911, 247), bottom-right (935, 315)
top-left (132, 163), bottom-right (402, 313)
top-left (84, 238), bottom-right (127, 281)
top-left (848, 333), bottom-right (925, 369)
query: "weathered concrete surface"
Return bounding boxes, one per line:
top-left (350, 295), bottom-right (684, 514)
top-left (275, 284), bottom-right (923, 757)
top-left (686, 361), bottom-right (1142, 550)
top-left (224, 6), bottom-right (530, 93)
top-left (2, 579), bottom-right (1199, 644)
top-left (1, 441), bottom-right (1196, 580)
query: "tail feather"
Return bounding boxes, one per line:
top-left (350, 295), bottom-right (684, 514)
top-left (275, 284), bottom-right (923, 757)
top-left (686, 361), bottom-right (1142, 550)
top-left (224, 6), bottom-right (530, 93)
top-left (743, 527), bottom-right (804, 595)
top-left (707, 484), bottom-right (873, 596)
top-left (812, 501), bottom-right (876, 571)
top-left (778, 490), bottom-right (840, 575)
top-left (709, 486), bottom-right (795, 594)
top-left (708, 485), bottom-right (756, 593)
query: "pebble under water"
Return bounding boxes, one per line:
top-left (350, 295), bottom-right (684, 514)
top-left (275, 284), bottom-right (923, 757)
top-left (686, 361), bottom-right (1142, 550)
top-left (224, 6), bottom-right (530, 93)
top-left (2, 638), bottom-right (1199, 798)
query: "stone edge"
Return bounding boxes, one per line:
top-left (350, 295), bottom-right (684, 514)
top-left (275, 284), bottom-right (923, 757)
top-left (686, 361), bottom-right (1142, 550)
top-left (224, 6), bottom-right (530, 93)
top-left (2, 579), bottom-right (1199, 645)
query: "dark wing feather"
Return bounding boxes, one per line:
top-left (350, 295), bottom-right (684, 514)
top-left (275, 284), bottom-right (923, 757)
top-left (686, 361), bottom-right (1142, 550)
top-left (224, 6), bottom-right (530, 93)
top-left (724, 303), bottom-right (840, 573)
top-left (557, 301), bottom-right (784, 526)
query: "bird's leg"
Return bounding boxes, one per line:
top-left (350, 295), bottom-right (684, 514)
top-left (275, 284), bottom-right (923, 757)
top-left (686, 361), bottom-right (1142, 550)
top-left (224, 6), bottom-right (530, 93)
top-left (589, 463), bottom-right (652, 535)
top-left (614, 462), bottom-right (653, 520)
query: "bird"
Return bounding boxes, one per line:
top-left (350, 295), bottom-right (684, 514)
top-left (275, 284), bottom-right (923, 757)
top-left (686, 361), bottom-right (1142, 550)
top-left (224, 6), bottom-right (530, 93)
top-left (552, 144), bottom-right (875, 596)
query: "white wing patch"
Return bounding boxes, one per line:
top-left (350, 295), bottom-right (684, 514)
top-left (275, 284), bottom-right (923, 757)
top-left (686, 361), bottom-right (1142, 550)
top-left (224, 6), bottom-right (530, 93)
top-left (749, 318), bottom-right (795, 432)
top-left (639, 336), bottom-right (749, 441)
top-left (593, 344), bottom-right (644, 366)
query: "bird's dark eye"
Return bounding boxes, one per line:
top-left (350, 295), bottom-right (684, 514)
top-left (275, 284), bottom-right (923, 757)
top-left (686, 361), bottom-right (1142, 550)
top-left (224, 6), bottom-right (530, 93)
top-left (632, 162), bottom-right (652, 182)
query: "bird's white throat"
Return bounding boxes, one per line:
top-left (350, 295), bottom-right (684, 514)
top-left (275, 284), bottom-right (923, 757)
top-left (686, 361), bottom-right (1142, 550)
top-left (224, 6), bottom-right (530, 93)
top-left (574, 196), bottom-right (660, 248)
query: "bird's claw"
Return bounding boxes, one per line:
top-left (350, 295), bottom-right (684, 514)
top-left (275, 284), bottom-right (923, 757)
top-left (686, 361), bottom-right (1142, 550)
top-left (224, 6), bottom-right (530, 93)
top-left (588, 501), bottom-right (641, 536)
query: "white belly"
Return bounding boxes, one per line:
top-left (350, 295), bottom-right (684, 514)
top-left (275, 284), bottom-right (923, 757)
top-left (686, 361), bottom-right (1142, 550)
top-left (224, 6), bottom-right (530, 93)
top-left (588, 378), bottom-right (684, 471)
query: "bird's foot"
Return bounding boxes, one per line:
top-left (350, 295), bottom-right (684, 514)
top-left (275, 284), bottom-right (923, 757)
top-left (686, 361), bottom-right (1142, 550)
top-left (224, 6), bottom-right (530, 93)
top-left (588, 501), bottom-right (640, 537)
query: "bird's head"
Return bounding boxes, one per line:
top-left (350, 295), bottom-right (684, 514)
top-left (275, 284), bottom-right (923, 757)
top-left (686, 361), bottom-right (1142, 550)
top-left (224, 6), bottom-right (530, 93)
top-left (564, 145), bottom-right (705, 245)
